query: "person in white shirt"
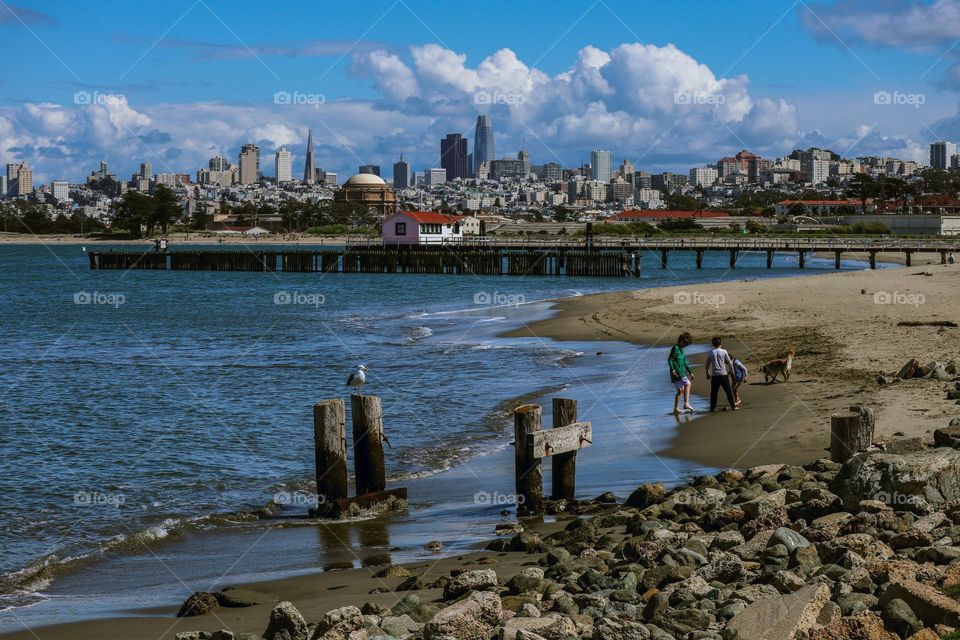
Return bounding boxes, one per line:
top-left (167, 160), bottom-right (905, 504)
top-left (705, 337), bottom-right (738, 412)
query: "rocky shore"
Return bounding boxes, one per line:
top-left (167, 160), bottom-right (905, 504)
top-left (172, 428), bottom-right (960, 640)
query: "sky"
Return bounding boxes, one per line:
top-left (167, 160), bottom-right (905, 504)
top-left (3, 0), bottom-right (960, 183)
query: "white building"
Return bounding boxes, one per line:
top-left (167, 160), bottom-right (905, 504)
top-left (51, 180), bottom-right (70, 201)
top-left (275, 148), bottom-right (292, 183)
top-left (426, 168), bottom-right (447, 186)
top-left (804, 159), bottom-right (830, 185)
top-left (634, 188), bottom-right (663, 209)
top-left (688, 166), bottom-right (718, 187)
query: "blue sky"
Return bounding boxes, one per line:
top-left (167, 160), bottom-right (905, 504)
top-left (3, 0), bottom-right (960, 182)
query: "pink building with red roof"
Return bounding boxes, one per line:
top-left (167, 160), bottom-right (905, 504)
top-left (382, 211), bottom-right (464, 244)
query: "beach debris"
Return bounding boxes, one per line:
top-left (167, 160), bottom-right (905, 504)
top-left (897, 320), bottom-right (957, 327)
top-left (177, 591), bottom-right (220, 617)
top-left (263, 600), bottom-right (309, 640)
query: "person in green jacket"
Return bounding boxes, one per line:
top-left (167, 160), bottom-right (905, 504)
top-left (668, 332), bottom-right (695, 415)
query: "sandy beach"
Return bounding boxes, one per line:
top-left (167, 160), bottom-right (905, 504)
top-left (507, 262), bottom-right (959, 469)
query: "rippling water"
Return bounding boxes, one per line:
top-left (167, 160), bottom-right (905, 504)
top-left (0, 242), bottom-right (874, 624)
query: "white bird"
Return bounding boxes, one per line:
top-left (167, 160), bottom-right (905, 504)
top-left (346, 365), bottom-right (368, 395)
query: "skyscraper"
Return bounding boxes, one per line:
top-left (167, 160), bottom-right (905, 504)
top-left (393, 155), bottom-right (409, 190)
top-left (930, 141), bottom-right (956, 170)
top-left (239, 144), bottom-right (260, 185)
top-left (440, 133), bottom-right (468, 181)
top-left (473, 115), bottom-right (494, 176)
top-left (359, 164), bottom-right (381, 176)
top-left (590, 150), bottom-right (612, 183)
top-left (303, 129), bottom-right (315, 184)
top-left (139, 162), bottom-right (152, 181)
top-left (6, 162), bottom-right (32, 196)
top-left (275, 147), bottom-right (292, 183)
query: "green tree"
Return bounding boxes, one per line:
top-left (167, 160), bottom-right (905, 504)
top-left (846, 173), bottom-right (875, 213)
top-left (112, 191), bottom-right (155, 238)
top-left (150, 184), bottom-right (178, 234)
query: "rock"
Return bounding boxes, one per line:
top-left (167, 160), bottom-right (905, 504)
top-left (443, 569), bottom-right (498, 599)
top-left (312, 606), bottom-right (365, 640)
top-left (379, 615), bottom-right (422, 639)
top-left (934, 427), bottom-right (960, 448)
top-left (499, 615), bottom-right (577, 640)
top-left (591, 616), bottom-right (651, 640)
top-left (218, 588), bottom-right (264, 608)
top-left (832, 448), bottom-right (960, 512)
top-left (423, 591), bottom-right (502, 640)
top-left (726, 583), bottom-right (830, 640)
top-left (741, 489), bottom-right (787, 520)
top-left (211, 632), bottom-right (235, 640)
top-left (808, 612), bottom-right (898, 640)
top-left (376, 565), bottom-right (412, 578)
top-left (714, 530), bottom-right (745, 551)
top-left (884, 438), bottom-right (926, 454)
top-left (769, 527), bottom-right (811, 554)
top-left (424, 541), bottom-right (443, 551)
top-left (625, 483), bottom-right (665, 510)
top-left (881, 598), bottom-right (923, 639)
top-left (264, 601), bottom-right (309, 640)
top-left (890, 530), bottom-right (933, 549)
top-left (395, 576), bottom-right (422, 592)
top-left (879, 580), bottom-right (960, 627)
top-left (506, 568), bottom-right (545, 595)
top-left (177, 591), bottom-right (220, 617)
top-left (175, 634), bottom-right (205, 640)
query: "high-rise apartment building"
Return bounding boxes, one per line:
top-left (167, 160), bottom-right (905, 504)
top-left (275, 147), bottom-right (292, 183)
top-left (359, 164), bottom-right (381, 176)
top-left (473, 115), bottom-right (494, 177)
top-left (51, 180), bottom-right (69, 201)
top-left (239, 144), bottom-right (260, 185)
top-left (6, 162), bottom-right (31, 196)
top-left (440, 133), bottom-right (468, 181)
top-left (689, 166), bottom-right (718, 187)
top-left (590, 150), bottom-right (612, 183)
top-left (930, 141), bottom-right (956, 169)
top-left (139, 162), bottom-right (152, 181)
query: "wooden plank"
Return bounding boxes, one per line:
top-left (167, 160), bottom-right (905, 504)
top-left (527, 421), bottom-right (592, 459)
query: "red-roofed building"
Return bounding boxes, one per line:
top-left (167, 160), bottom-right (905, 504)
top-left (773, 199), bottom-right (874, 216)
top-left (606, 210), bottom-right (730, 222)
top-left (382, 210), bottom-right (464, 244)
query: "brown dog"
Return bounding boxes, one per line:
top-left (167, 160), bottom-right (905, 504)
top-left (761, 348), bottom-right (796, 383)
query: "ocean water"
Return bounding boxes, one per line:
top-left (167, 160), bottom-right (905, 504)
top-left (0, 243), bottom-right (878, 631)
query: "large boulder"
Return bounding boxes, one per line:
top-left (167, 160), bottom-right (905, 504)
top-left (831, 448), bottom-right (960, 511)
top-left (423, 591), bottom-right (503, 640)
top-left (808, 611), bottom-right (897, 640)
top-left (311, 606), bottom-right (365, 640)
top-left (726, 583), bottom-right (830, 640)
top-left (444, 569), bottom-right (499, 599)
top-left (177, 591), bottom-right (220, 617)
top-left (878, 580), bottom-right (960, 627)
top-left (264, 601), bottom-right (309, 640)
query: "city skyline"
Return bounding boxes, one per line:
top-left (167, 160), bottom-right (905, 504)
top-left (4, 2), bottom-right (960, 183)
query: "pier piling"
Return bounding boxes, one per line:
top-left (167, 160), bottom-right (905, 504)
top-left (314, 400), bottom-right (348, 510)
top-left (551, 398), bottom-right (578, 502)
top-left (351, 395), bottom-right (386, 496)
top-left (830, 408), bottom-right (873, 463)
top-left (514, 404), bottom-right (543, 516)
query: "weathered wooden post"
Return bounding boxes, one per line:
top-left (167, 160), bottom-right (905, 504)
top-left (314, 400), bottom-right (348, 512)
top-left (551, 398), bottom-right (578, 501)
top-left (351, 395), bottom-right (386, 496)
top-left (830, 407), bottom-right (873, 463)
top-left (514, 404), bottom-right (543, 515)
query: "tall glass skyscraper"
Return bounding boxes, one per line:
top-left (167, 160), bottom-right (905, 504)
top-left (440, 133), bottom-right (469, 181)
top-left (473, 115), bottom-right (494, 177)
top-left (591, 149), bottom-right (612, 183)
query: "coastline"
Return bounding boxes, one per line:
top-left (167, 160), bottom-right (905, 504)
top-left (505, 260), bottom-right (959, 470)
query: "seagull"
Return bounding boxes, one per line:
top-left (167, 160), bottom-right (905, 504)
top-left (346, 365), bottom-right (368, 395)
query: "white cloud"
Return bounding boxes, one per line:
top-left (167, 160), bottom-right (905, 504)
top-left (801, 0), bottom-right (960, 49)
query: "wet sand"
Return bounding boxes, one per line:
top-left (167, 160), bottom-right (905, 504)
top-left (505, 263), bottom-right (960, 469)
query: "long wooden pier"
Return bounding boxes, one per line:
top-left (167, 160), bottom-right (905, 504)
top-left (88, 237), bottom-right (959, 276)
